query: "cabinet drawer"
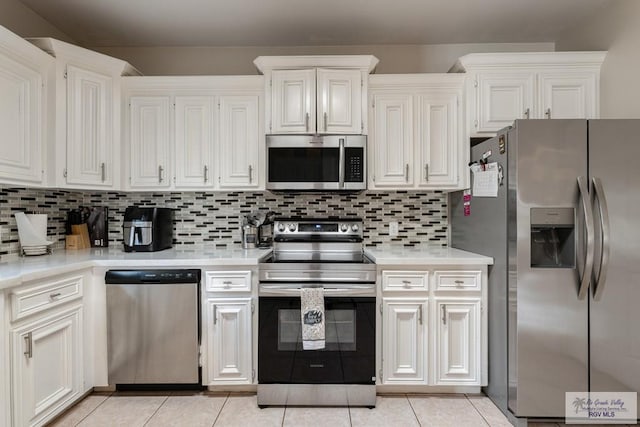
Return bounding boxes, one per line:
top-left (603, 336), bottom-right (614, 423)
top-left (435, 271), bottom-right (481, 291)
top-left (11, 275), bottom-right (84, 322)
top-left (205, 271), bottom-right (252, 292)
top-left (382, 271), bottom-right (429, 291)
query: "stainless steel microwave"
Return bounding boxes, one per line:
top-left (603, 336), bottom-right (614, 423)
top-left (266, 135), bottom-right (367, 191)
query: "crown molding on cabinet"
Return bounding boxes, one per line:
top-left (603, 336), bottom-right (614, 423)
top-left (253, 55), bottom-right (379, 74)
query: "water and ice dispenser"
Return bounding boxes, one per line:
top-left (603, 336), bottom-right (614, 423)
top-left (530, 208), bottom-right (575, 268)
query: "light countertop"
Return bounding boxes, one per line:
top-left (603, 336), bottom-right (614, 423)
top-left (0, 245), bottom-right (272, 290)
top-left (364, 245), bottom-right (493, 266)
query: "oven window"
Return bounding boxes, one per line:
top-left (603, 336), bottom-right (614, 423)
top-left (278, 308), bottom-right (356, 351)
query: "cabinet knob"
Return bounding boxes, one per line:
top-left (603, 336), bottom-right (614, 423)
top-left (545, 108), bottom-right (551, 119)
top-left (524, 108), bottom-right (530, 119)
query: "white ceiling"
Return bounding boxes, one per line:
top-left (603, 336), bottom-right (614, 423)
top-left (19, 0), bottom-right (614, 47)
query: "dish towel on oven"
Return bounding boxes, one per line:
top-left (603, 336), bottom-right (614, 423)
top-left (300, 287), bottom-right (325, 350)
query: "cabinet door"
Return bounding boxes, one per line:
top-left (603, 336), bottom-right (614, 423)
top-left (317, 68), bottom-right (362, 134)
top-left (0, 53), bottom-right (44, 184)
top-left (206, 298), bottom-right (253, 384)
top-left (435, 300), bottom-right (480, 385)
top-left (271, 69), bottom-right (316, 134)
top-left (475, 72), bottom-right (535, 133)
top-left (129, 96), bottom-right (172, 189)
top-left (11, 306), bottom-right (82, 426)
top-left (174, 96), bottom-right (215, 188)
top-left (370, 93), bottom-right (413, 187)
top-left (66, 65), bottom-right (113, 187)
top-left (539, 72), bottom-right (597, 119)
top-left (218, 95), bottom-right (260, 189)
top-left (417, 93), bottom-right (459, 187)
top-left (382, 298), bottom-right (427, 384)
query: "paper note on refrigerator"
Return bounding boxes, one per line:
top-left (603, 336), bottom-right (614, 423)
top-left (472, 163), bottom-right (499, 197)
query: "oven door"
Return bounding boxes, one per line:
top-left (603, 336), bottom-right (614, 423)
top-left (258, 292), bottom-right (375, 385)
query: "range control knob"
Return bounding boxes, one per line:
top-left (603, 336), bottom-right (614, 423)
top-left (277, 223), bottom-right (285, 232)
top-left (340, 223), bottom-right (349, 232)
top-left (288, 223), bottom-right (297, 232)
top-left (351, 224), bottom-right (359, 232)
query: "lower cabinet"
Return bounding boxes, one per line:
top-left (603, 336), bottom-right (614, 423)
top-left (379, 268), bottom-right (486, 388)
top-left (435, 300), bottom-right (480, 385)
top-left (10, 305), bottom-right (83, 427)
top-left (382, 298), bottom-right (428, 384)
top-left (205, 298), bottom-right (254, 385)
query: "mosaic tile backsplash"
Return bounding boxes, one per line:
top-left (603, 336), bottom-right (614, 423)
top-left (0, 187), bottom-right (448, 260)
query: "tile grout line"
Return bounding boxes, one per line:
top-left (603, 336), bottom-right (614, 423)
top-left (211, 392), bottom-right (230, 427)
top-left (464, 393), bottom-right (491, 427)
top-left (141, 394), bottom-right (170, 427)
top-left (71, 391), bottom-right (113, 427)
top-left (405, 394), bottom-right (423, 427)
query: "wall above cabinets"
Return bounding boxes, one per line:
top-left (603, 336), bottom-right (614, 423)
top-left (121, 76), bottom-right (264, 191)
top-left (253, 55), bottom-right (378, 135)
top-left (450, 52), bottom-right (606, 136)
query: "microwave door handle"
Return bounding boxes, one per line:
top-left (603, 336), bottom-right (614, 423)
top-left (592, 177), bottom-right (610, 300)
top-left (338, 138), bottom-right (345, 189)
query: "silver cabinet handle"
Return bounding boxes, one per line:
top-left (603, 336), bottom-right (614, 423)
top-left (213, 305), bottom-right (217, 324)
top-left (324, 112), bottom-right (328, 132)
top-left (402, 280), bottom-right (411, 287)
top-left (592, 177), bottom-right (610, 300)
top-left (577, 176), bottom-right (595, 300)
top-left (24, 332), bottom-right (32, 358)
top-left (418, 305), bottom-right (423, 325)
top-left (204, 165), bottom-right (209, 183)
top-left (442, 305), bottom-right (447, 325)
top-left (50, 292), bottom-right (61, 299)
top-left (524, 108), bottom-right (530, 119)
top-left (305, 112), bottom-right (309, 132)
top-left (454, 280), bottom-right (464, 285)
top-left (248, 165), bottom-right (253, 183)
top-left (158, 165), bottom-right (164, 183)
top-left (101, 163), bottom-right (106, 182)
top-left (545, 108), bottom-right (551, 119)
top-left (405, 164), bottom-right (409, 182)
top-left (223, 281), bottom-right (232, 288)
top-left (424, 164), bottom-right (429, 182)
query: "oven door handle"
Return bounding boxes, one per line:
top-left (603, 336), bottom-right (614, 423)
top-left (259, 284), bottom-right (375, 297)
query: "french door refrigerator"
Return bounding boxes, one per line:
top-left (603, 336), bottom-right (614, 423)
top-left (450, 119), bottom-right (640, 422)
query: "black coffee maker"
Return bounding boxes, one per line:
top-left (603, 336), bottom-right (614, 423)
top-left (123, 207), bottom-right (173, 252)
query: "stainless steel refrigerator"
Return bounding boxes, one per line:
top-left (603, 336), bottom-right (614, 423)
top-left (451, 119), bottom-right (640, 422)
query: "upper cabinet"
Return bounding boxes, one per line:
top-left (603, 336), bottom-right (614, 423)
top-left (368, 74), bottom-right (466, 191)
top-left (451, 52), bottom-right (606, 136)
top-left (0, 26), bottom-right (53, 187)
top-left (28, 38), bottom-right (140, 190)
top-left (254, 56), bottom-right (378, 135)
top-left (122, 76), bottom-right (264, 191)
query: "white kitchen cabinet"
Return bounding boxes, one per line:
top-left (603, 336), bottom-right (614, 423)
top-left (368, 74), bottom-right (466, 191)
top-left (382, 298), bottom-right (428, 385)
top-left (218, 95), bottom-right (260, 188)
top-left (128, 96), bottom-right (171, 189)
top-left (121, 76), bottom-right (264, 191)
top-left (452, 52), bottom-right (606, 136)
top-left (174, 96), bottom-right (215, 189)
top-left (206, 298), bottom-right (253, 385)
top-left (0, 27), bottom-right (52, 186)
top-left (28, 38), bottom-right (139, 190)
top-left (370, 93), bottom-right (414, 187)
top-left (435, 300), bottom-right (480, 385)
top-left (254, 56), bottom-right (378, 135)
top-left (65, 66), bottom-right (113, 187)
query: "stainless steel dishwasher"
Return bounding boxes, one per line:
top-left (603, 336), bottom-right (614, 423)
top-left (106, 269), bottom-right (200, 386)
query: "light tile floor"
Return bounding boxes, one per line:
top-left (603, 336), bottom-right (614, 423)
top-left (48, 392), bottom-right (638, 426)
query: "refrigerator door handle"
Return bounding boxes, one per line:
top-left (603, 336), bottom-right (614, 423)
top-left (577, 176), bottom-right (595, 300)
top-left (591, 177), bottom-right (610, 300)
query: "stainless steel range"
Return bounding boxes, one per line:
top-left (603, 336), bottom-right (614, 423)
top-left (258, 217), bottom-right (376, 408)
